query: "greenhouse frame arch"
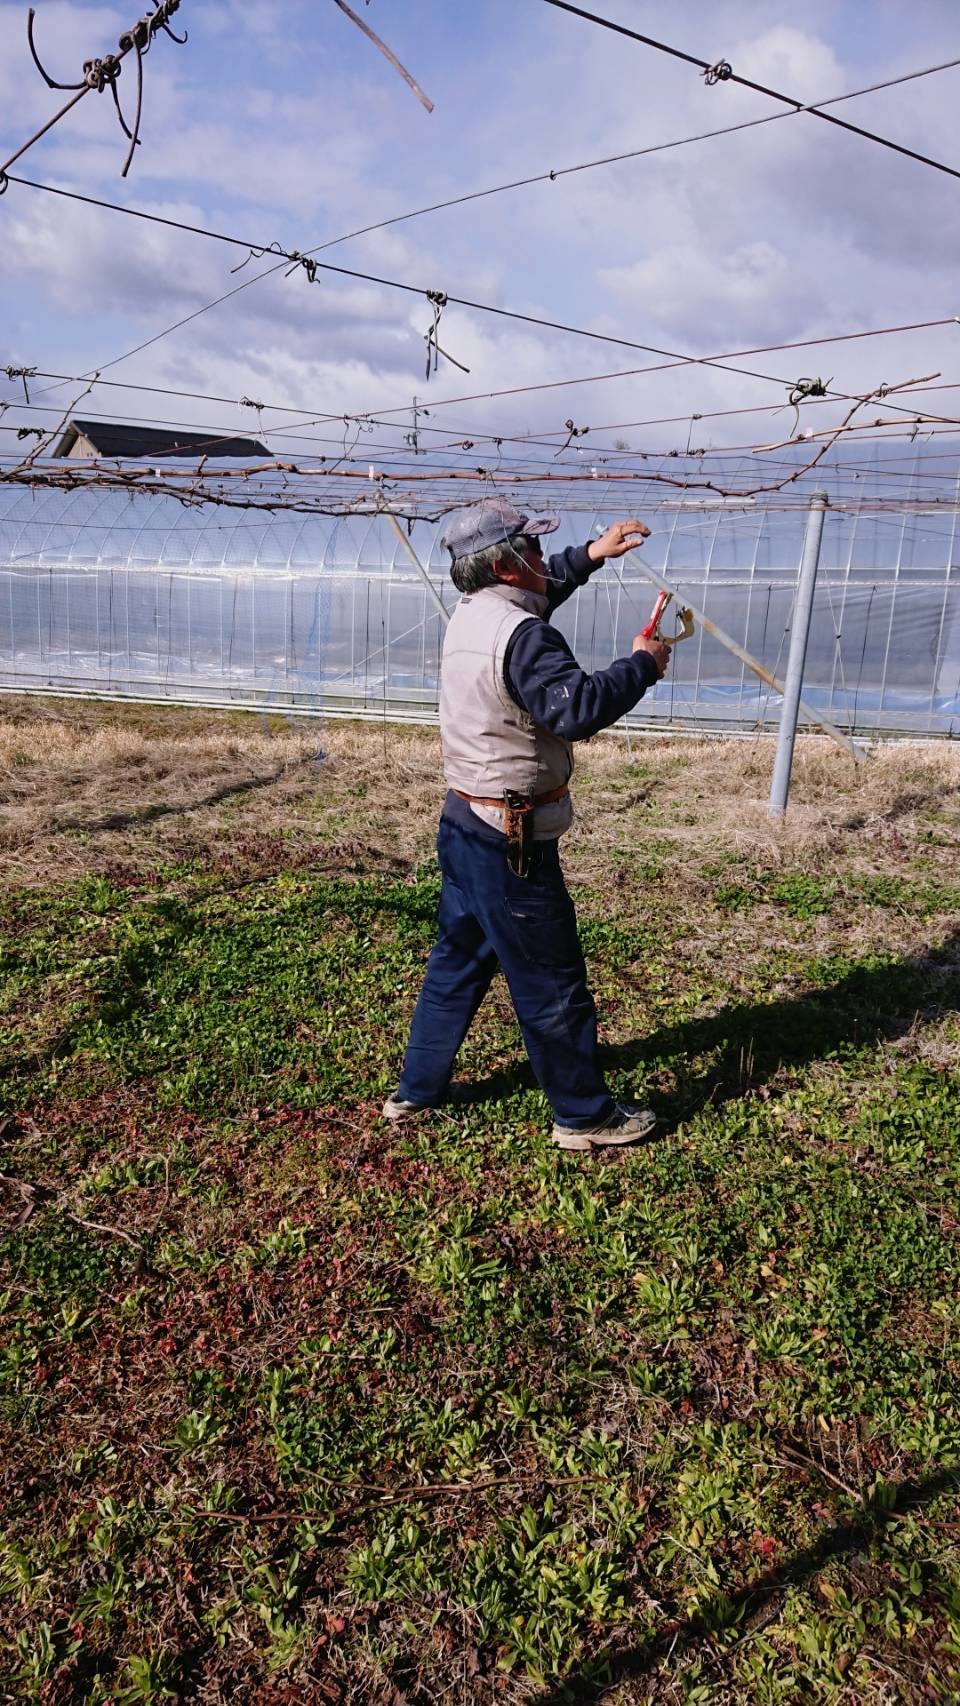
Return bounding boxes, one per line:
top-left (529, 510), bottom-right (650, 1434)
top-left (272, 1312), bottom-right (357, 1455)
top-left (0, 445), bottom-right (958, 737)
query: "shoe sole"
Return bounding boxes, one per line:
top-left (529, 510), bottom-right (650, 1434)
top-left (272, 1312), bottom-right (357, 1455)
top-left (552, 1131), bottom-right (595, 1151)
top-left (552, 1110), bottom-right (657, 1151)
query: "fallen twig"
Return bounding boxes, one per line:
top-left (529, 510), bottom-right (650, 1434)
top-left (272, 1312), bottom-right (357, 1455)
top-left (777, 1443), bottom-right (960, 1532)
top-left (186, 1470), bottom-right (612, 1524)
top-left (0, 1170), bottom-right (42, 1228)
top-left (65, 1211), bottom-right (145, 1252)
top-left (776, 1445), bottom-right (864, 1506)
top-left (0, 1155), bottom-right (146, 1255)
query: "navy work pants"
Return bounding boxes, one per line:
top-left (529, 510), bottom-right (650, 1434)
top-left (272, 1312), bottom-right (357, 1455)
top-left (397, 816), bottom-right (615, 1128)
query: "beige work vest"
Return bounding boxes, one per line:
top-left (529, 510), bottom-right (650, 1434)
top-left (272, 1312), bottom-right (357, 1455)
top-left (439, 584), bottom-right (574, 838)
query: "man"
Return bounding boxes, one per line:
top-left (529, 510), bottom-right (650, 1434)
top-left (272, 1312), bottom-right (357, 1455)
top-left (382, 497), bottom-right (671, 1152)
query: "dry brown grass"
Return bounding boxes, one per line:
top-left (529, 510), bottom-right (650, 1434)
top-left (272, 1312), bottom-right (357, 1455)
top-left (0, 695), bottom-right (958, 895)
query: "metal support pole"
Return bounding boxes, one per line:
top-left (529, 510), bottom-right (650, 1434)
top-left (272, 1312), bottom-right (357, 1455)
top-left (769, 490), bottom-right (828, 817)
top-left (382, 509), bottom-right (450, 625)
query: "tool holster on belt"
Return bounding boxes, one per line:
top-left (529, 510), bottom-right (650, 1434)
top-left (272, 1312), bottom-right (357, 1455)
top-left (503, 789), bottom-right (535, 878)
top-left (450, 783), bottom-right (569, 879)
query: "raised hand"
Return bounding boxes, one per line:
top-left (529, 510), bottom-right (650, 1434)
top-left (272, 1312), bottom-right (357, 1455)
top-left (588, 519), bottom-right (651, 562)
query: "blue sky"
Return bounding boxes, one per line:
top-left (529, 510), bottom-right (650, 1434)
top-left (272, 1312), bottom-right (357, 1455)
top-left (2, 0), bottom-right (960, 461)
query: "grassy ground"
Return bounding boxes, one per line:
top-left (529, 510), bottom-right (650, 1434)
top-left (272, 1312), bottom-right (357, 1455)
top-left (1, 696), bottom-right (959, 1703)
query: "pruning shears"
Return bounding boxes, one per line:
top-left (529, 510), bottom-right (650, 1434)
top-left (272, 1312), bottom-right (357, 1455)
top-left (641, 589), bottom-right (695, 645)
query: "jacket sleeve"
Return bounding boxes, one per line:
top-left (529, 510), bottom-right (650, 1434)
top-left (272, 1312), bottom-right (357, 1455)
top-left (504, 618), bottom-right (659, 741)
top-left (543, 543), bottom-right (600, 612)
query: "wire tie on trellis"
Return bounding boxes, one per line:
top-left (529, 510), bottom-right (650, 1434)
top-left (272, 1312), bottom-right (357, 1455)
top-left (230, 252), bottom-right (253, 274)
top-left (3, 366), bottom-right (38, 404)
top-left (27, 1), bottom-right (186, 177)
top-left (423, 289), bottom-right (470, 379)
top-left (788, 376), bottom-right (831, 407)
top-left (16, 427), bottom-right (44, 441)
top-left (424, 289), bottom-right (446, 377)
top-left (82, 54), bottom-right (122, 93)
top-left (685, 411), bottom-right (704, 454)
top-left (787, 375), bottom-right (831, 436)
top-left (230, 243), bottom-right (274, 274)
top-left (703, 59), bottom-right (733, 85)
top-left (239, 396), bottom-right (266, 411)
top-left (0, 170), bottom-right (8, 195)
top-left (285, 251), bottom-right (319, 284)
top-left (554, 419), bottom-right (589, 458)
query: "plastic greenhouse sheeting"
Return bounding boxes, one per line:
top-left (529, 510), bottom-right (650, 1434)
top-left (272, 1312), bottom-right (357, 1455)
top-left (0, 450), bottom-right (958, 736)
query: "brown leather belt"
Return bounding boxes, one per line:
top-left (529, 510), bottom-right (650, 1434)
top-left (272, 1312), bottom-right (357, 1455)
top-left (453, 783), bottom-right (569, 876)
top-left (452, 784), bottom-right (569, 809)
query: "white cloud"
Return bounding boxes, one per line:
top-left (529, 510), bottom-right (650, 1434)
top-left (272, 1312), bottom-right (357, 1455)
top-left (599, 239), bottom-right (810, 346)
top-left (4, 0), bottom-right (960, 471)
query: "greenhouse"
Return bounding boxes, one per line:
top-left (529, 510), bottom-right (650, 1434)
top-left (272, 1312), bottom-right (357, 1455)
top-left (1, 441), bottom-right (958, 736)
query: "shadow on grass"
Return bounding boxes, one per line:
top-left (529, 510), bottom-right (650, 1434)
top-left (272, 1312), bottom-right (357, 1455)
top-left (531, 1468), bottom-right (960, 1704)
top-left (56, 764), bottom-right (292, 835)
top-left (604, 927), bottom-right (959, 1121)
top-left (450, 929), bottom-right (959, 1117)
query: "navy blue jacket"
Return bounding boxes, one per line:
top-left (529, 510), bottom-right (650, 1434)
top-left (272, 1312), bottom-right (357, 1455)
top-left (503, 543), bottom-right (658, 738)
top-left (442, 542), bottom-right (658, 835)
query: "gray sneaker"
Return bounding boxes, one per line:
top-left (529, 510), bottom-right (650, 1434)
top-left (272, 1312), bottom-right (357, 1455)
top-left (381, 1087), bottom-right (466, 1122)
top-left (552, 1104), bottom-right (657, 1152)
top-left (382, 1093), bottom-right (434, 1121)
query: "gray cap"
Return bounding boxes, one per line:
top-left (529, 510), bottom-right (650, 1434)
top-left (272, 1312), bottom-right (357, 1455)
top-left (439, 496), bottom-right (560, 561)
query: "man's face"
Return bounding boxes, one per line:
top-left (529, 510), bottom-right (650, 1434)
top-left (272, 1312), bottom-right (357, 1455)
top-left (498, 535), bottom-right (547, 596)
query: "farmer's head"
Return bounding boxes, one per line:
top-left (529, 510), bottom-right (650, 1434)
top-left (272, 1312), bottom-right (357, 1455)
top-left (440, 497), bottom-right (560, 598)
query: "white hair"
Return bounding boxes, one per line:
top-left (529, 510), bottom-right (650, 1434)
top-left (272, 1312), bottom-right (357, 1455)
top-left (450, 534), bottom-right (536, 594)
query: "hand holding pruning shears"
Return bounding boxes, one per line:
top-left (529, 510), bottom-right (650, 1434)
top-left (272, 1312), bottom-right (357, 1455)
top-left (633, 590), bottom-right (695, 678)
top-left (593, 520), bottom-right (694, 679)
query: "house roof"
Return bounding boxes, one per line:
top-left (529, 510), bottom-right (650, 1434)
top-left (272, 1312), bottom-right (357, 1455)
top-left (53, 419), bottom-right (270, 460)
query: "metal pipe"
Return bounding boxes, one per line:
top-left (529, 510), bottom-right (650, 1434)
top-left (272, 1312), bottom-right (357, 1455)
top-left (382, 509), bottom-right (450, 625)
top-left (770, 490), bottom-right (829, 814)
top-left (0, 679), bottom-right (949, 743)
top-left (609, 549), bottom-right (863, 763)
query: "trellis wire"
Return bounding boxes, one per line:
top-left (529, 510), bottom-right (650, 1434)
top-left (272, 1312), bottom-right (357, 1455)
top-left (0, 467), bottom-right (957, 737)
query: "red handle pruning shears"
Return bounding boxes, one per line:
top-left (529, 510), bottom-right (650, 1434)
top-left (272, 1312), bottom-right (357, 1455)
top-left (641, 583), bottom-right (695, 641)
top-left (642, 589), bottom-right (695, 644)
